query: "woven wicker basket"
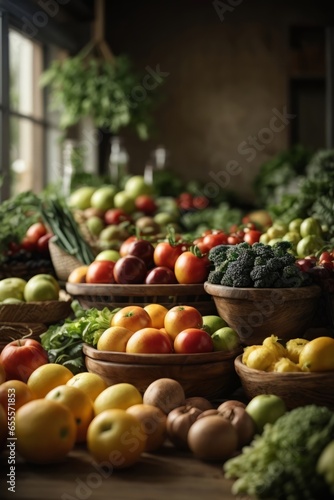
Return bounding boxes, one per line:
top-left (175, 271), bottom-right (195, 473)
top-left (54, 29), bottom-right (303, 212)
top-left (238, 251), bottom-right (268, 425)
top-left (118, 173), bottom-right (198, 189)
top-left (0, 299), bottom-right (72, 324)
top-left (0, 259), bottom-right (56, 281)
top-left (0, 323), bottom-right (47, 352)
top-left (49, 240), bottom-right (85, 282)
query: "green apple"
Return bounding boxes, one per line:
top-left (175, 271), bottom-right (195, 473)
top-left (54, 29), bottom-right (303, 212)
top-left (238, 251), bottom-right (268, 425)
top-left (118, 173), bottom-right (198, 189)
top-left (24, 277), bottom-right (59, 302)
top-left (95, 249), bottom-right (121, 262)
top-left (27, 274), bottom-right (60, 293)
top-left (1, 297), bottom-right (24, 304)
top-left (202, 315), bottom-right (228, 335)
top-left (245, 394), bottom-right (287, 434)
top-left (113, 191), bottom-right (136, 214)
top-left (99, 225), bottom-right (128, 243)
top-left (296, 235), bottom-right (324, 258)
top-left (86, 216), bottom-right (105, 236)
top-left (153, 211), bottom-right (178, 227)
top-left (259, 233), bottom-right (270, 244)
top-left (90, 185), bottom-right (117, 212)
top-left (0, 278), bottom-right (27, 302)
top-left (288, 218), bottom-right (303, 234)
top-left (282, 231), bottom-right (300, 247)
top-left (124, 175), bottom-right (152, 198)
top-left (68, 186), bottom-right (96, 210)
top-left (300, 217), bottom-right (322, 238)
top-left (211, 327), bottom-right (240, 352)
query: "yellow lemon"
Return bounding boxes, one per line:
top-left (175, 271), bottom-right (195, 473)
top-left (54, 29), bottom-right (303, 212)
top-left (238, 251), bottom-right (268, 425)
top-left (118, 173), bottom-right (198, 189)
top-left (299, 336), bottom-right (334, 372)
top-left (66, 372), bottom-right (108, 402)
top-left (94, 383), bottom-right (142, 415)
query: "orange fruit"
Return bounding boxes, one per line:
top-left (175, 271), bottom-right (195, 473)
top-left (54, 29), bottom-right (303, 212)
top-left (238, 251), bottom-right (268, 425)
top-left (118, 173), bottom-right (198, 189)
top-left (27, 363), bottom-right (74, 398)
top-left (144, 304), bottom-right (169, 329)
top-left (0, 380), bottom-right (35, 412)
top-left (97, 326), bottom-right (134, 352)
top-left (45, 385), bottom-right (94, 443)
top-left (164, 305), bottom-right (203, 340)
top-left (94, 383), bottom-right (143, 415)
top-left (111, 306), bottom-right (152, 332)
top-left (126, 327), bottom-right (173, 354)
top-left (15, 399), bottom-right (76, 464)
top-left (87, 409), bottom-right (147, 469)
top-left (67, 265), bottom-right (89, 283)
top-left (66, 372), bottom-right (108, 402)
top-left (299, 336), bottom-right (334, 372)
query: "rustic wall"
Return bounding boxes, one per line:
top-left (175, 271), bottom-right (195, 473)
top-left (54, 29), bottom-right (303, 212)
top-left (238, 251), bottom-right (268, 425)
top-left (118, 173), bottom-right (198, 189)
top-left (105, 0), bottom-right (333, 204)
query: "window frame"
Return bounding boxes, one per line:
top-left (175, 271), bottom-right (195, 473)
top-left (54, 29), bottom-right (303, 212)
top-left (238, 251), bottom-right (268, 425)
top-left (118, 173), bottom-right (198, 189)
top-left (0, 0), bottom-right (91, 201)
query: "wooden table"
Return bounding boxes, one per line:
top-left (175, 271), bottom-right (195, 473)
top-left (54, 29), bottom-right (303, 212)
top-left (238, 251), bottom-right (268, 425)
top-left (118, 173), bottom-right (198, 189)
top-left (1, 443), bottom-right (240, 500)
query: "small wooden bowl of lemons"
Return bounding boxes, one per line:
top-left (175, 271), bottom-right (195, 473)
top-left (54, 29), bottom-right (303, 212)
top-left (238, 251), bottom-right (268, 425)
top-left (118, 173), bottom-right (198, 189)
top-left (234, 335), bottom-right (334, 411)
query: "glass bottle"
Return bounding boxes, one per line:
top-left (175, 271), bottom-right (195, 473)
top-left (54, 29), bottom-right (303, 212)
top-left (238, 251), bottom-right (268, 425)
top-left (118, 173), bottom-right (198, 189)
top-left (144, 145), bottom-right (168, 185)
top-left (109, 137), bottom-right (129, 188)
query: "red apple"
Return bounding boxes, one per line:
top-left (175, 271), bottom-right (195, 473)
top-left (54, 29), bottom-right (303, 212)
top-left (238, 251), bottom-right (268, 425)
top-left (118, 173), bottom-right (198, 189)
top-left (0, 339), bottom-right (49, 382)
top-left (113, 255), bottom-right (147, 284)
top-left (104, 208), bottom-right (133, 226)
top-left (126, 239), bottom-right (155, 269)
top-left (134, 195), bottom-right (157, 215)
top-left (145, 266), bottom-right (177, 284)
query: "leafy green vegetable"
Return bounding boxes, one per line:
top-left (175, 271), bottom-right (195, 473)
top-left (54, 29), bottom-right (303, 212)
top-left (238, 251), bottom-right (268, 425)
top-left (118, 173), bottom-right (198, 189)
top-left (269, 149), bottom-right (334, 234)
top-left (224, 404), bottom-right (334, 499)
top-left (41, 52), bottom-right (157, 140)
top-left (40, 301), bottom-right (118, 374)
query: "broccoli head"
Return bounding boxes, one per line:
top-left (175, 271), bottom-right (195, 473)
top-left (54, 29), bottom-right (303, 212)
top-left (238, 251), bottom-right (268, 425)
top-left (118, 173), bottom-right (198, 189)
top-left (272, 240), bottom-right (293, 256)
top-left (208, 244), bottom-right (229, 265)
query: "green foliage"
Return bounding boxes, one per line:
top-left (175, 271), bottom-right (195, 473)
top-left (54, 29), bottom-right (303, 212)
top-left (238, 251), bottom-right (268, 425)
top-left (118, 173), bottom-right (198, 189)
top-left (269, 149), bottom-right (334, 232)
top-left (41, 53), bottom-right (158, 139)
top-left (40, 301), bottom-right (118, 373)
top-left (224, 405), bottom-right (334, 499)
top-left (253, 145), bottom-right (313, 208)
top-left (0, 191), bottom-right (42, 262)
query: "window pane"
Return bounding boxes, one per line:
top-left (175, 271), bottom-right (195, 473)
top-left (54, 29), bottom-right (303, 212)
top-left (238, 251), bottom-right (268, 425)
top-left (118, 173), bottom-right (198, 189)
top-left (10, 117), bottom-right (43, 196)
top-left (9, 30), bottom-right (43, 119)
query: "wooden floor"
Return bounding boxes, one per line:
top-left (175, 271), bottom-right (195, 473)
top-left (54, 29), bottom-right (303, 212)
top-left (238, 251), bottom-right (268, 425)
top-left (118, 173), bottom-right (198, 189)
top-left (0, 443), bottom-right (241, 500)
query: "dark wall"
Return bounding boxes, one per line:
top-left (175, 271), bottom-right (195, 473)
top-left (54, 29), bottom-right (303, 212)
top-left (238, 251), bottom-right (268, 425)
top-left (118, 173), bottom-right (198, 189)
top-left (105, 0), bottom-right (333, 203)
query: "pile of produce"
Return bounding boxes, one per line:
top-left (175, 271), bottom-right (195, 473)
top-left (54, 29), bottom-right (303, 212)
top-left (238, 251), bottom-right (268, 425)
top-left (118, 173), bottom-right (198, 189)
top-left (223, 404), bottom-right (334, 499)
top-left (40, 302), bottom-right (239, 372)
top-left (0, 274), bottom-right (61, 304)
top-left (206, 241), bottom-right (312, 288)
top-left (242, 334), bottom-right (334, 373)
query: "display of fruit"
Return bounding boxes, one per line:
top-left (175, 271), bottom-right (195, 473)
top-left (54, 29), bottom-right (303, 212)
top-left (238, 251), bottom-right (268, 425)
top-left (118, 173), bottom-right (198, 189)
top-left (0, 273), bottom-right (60, 303)
top-left (94, 304), bottom-right (238, 355)
top-left (241, 334), bottom-right (334, 373)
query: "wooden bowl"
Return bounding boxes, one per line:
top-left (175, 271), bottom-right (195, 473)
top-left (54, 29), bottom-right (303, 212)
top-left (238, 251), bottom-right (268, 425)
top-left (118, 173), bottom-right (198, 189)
top-left (204, 282), bottom-right (321, 345)
top-left (83, 343), bottom-right (242, 400)
top-left (234, 354), bottom-right (334, 411)
top-left (66, 283), bottom-right (217, 315)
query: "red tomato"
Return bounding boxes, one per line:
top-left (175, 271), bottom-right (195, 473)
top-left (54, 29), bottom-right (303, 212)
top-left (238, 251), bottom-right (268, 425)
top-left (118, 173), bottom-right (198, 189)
top-left (164, 305), bottom-right (203, 341)
top-left (174, 328), bottom-right (214, 354)
top-left (26, 222), bottom-right (47, 244)
top-left (153, 242), bottom-right (184, 270)
top-left (174, 251), bottom-right (211, 284)
top-left (321, 261), bottom-right (334, 270)
top-left (134, 195), bottom-right (157, 215)
top-left (0, 339), bottom-right (49, 382)
top-left (195, 241), bottom-right (210, 254)
top-left (227, 235), bottom-right (242, 245)
top-left (243, 229), bottom-right (262, 245)
top-left (202, 231), bottom-right (228, 250)
top-left (104, 208), bottom-right (132, 225)
top-left (86, 260), bottom-right (116, 284)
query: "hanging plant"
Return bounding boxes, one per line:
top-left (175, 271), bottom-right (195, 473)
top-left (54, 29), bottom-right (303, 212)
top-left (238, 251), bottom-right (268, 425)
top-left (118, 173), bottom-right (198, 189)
top-left (40, 1), bottom-right (158, 140)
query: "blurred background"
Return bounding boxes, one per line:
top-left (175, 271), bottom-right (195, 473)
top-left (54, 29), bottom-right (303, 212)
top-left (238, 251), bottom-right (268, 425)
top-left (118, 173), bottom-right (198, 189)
top-left (0, 0), bottom-right (333, 206)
